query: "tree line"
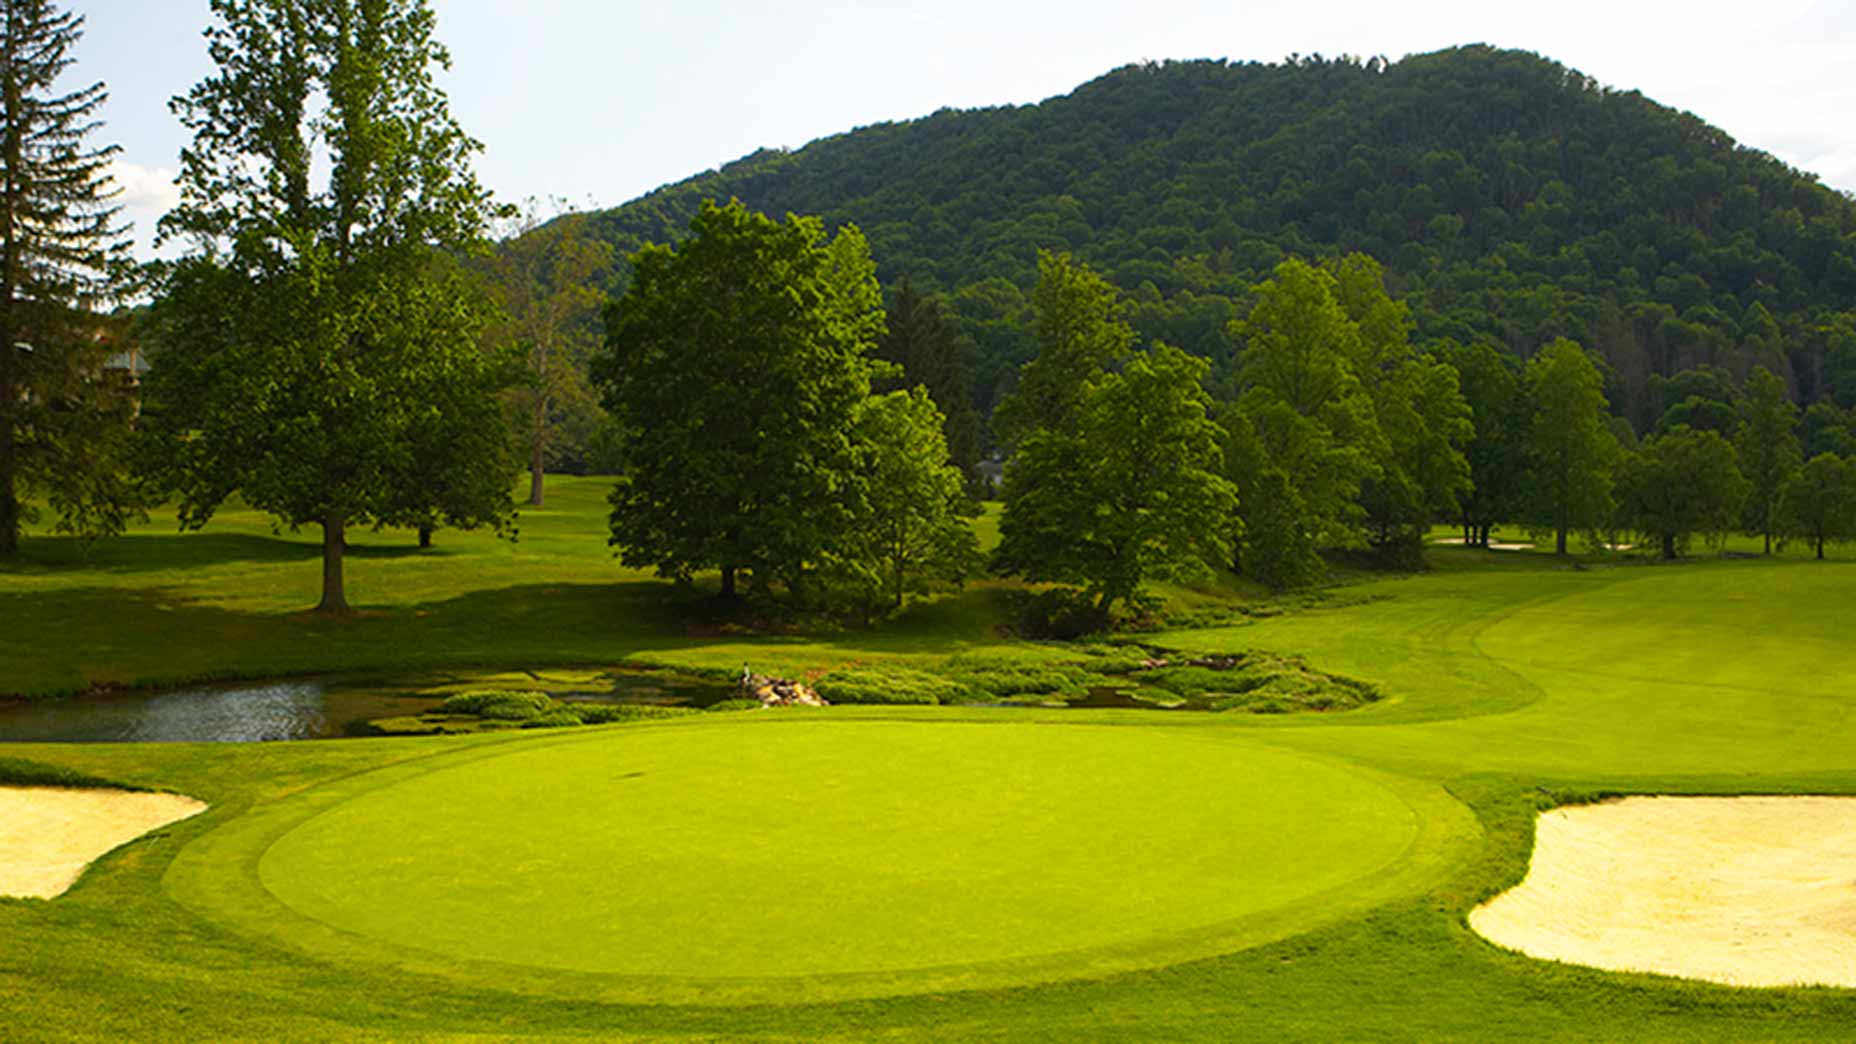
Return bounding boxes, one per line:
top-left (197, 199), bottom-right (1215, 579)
top-left (6, 0), bottom-right (1854, 625)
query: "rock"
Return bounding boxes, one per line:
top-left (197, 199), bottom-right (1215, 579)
top-left (738, 672), bottom-right (828, 707)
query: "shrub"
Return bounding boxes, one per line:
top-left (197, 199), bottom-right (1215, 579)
top-left (439, 690), bottom-right (554, 720)
top-left (814, 666), bottom-right (967, 705)
top-left (573, 703), bottom-right (695, 724)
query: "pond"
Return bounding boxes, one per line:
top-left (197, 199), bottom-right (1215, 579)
top-left (0, 668), bottom-right (736, 744)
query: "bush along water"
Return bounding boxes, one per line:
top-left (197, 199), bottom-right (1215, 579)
top-left (815, 646), bottom-right (1381, 713)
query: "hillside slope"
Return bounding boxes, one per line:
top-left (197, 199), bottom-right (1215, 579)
top-left (578, 46), bottom-right (1856, 427)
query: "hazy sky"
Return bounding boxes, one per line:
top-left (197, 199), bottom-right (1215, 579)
top-left (88, 0), bottom-right (1856, 258)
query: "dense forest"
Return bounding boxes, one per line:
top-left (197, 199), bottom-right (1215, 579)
top-left (568, 45), bottom-right (1856, 435)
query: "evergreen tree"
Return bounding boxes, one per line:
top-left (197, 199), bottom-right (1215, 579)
top-left (1735, 367), bottom-right (1803, 553)
top-left (595, 199), bottom-right (883, 599)
top-left (875, 278), bottom-right (983, 489)
top-left (145, 0), bottom-right (515, 613)
top-left (0, 0), bottom-right (138, 556)
top-left (1430, 340), bottom-right (1527, 546)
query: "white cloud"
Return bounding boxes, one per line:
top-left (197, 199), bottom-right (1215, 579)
top-left (107, 159), bottom-right (181, 258)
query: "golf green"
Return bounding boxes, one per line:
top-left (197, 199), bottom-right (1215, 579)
top-left (246, 719), bottom-right (1432, 991)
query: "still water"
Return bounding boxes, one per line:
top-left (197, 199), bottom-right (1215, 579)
top-left (0, 671), bottom-right (733, 744)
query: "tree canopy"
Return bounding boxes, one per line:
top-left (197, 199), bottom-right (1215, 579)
top-left (1521, 339), bottom-right (1619, 554)
top-left (594, 198), bottom-right (885, 598)
top-left (144, 0), bottom-right (514, 613)
top-left (570, 47), bottom-right (1856, 429)
top-left (996, 342), bottom-right (1235, 617)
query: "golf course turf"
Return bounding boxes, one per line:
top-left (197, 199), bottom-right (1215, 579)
top-left (5, 477), bottom-right (1856, 1039)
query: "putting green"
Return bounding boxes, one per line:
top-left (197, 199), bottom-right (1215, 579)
top-left (189, 718), bottom-right (1462, 1000)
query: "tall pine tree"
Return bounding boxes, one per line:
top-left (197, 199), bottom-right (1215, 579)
top-left (0, 0), bottom-right (138, 557)
top-left (875, 278), bottom-right (982, 490)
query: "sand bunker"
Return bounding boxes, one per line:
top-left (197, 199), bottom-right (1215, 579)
top-left (1471, 796), bottom-right (1856, 988)
top-left (1431, 537), bottom-right (1536, 551)
top-left (0, 786), bottom-right (206, 899)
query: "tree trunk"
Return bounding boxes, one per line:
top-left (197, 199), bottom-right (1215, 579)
top-left (894, 564), bottom-right (905, 609)
top-left (1764, 530), bottom-right (1772, 555)
top-left (417, 524), bottom-right (432, 549)
top-left (719, 564), bottom-right (737, 600)
top-left (1661, 532), bottom-right (1677, 560)
top-left (0, 400), bottom-right (16, 558)
top-left (1817, 536), bottom-right (1826, 561)
top-left (1556, 527), bottom-right (1568, 556)
top-left (317, 514), bottom-right (350, 615)
top-left (527, 397), bottom-right (546, 507)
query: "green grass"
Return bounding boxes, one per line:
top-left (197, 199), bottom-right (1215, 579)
top-left (188, 717), bottom-right (1458, 1003)
top-left (6, 477), bottom-right (1856, 1038)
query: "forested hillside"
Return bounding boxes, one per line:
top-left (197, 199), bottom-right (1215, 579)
top-left (575, 45), bottom-right (1856, 431)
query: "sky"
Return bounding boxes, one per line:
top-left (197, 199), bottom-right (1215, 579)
top-left (87, 0), bottom-right (1856, 259)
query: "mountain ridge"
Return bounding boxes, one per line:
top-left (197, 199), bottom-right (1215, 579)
top-left (568, 45), bottom-right (1856, 428)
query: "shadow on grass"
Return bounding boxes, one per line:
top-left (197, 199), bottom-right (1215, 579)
top-left (1, 578), bottom-right (1017, 697)
top-left (4, 531), bottom-right (455, 575)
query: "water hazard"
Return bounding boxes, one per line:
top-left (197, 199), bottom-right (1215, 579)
top-left (0, 669), bottom-right (735, 744)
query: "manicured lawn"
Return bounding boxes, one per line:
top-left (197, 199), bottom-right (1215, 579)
top-left (5, 479), bottom-right (1856, 1039)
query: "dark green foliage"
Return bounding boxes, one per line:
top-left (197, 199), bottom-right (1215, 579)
top-left (1429, 340), bottom-right (1527, 546)
top-left (1734, 367), bottom-right (1802, 552)
top-left (1801, 402), bottom-right (1856, 460)
top-left (439, 690), bottom-right (553, 720)
top-left (990, 250), bottom-right (1132, 447)
top-left (574, 47), bottom-right (1856, 419)
top-left (1619, 426), bottom-right (1750, 559)
top-left (1778, 453), bottom-right (1856, 560)
top-left (417, 690), bottom-right (698, 731)
top-left (0, 0), bottom-right (141, 556)
top-left (1141, 654), bottom-right (1380, 713)
top-left (595, 199), bottom-right (884, 598)
top-left (995, 341), bottom-right (1237, 618)
top-left (1522, 339), bottom-right (1620, 553)
top-left (875, 279), bottom-right (984, 485)
top-left (146, 0), bottom-right (515, 613)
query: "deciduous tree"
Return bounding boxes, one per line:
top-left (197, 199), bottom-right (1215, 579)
top-left (1522, 338), bottom-right (1620, 554)
top-left (1619, 425), bottom-right (1749, 559)
top-left (830, 387), bottom-right (980, 614)
top-left (990, 250), bottom-right (1131, 446)
top-left (489, 201), bottom-right (612, 505)
top-left (1735, 367), bottom-right (1802, 553)
top-left (995, 344), bottom-right (1236, 618)
top-left (1778, 453), bottom-right (1856, 560)
top-left (595, 198), bottom-right (883, 599)
top-left (145, 0), bottom-right (514, 613)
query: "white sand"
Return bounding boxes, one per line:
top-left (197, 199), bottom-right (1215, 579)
top-left (1470, 796), bottom-right (1856, 988)
top-left (0, 786), bottom-right (206, 899)
top-left (1431, 537), bottom-right (1536, 551)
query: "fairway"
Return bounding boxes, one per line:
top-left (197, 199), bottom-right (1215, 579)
top-left (221, 719), bottom-right (1443, 998)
